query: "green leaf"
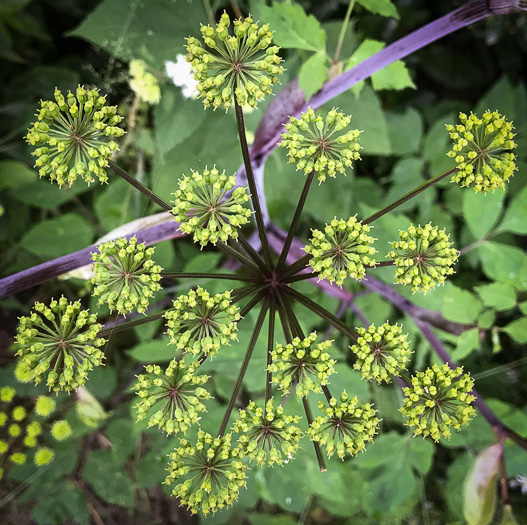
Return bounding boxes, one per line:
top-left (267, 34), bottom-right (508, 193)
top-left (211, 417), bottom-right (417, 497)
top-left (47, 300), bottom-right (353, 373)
top-left (463, 189), bottom-right (505, 239)
top-left (463, 443), bottom-right (500, 525)
top-left (499, 505), bottom-right (520, 525)
top-left (442, 286), bottom-right (483, 324)
top-left (446, 452), bottom-right (474, 519)
top-left (356, 0), bottom-right (399, 18)
top-left (106, 418), bottom-right (139, 464)
top-left (298, 52), bottom-right (328, 100)
top-left (478, 242), bottom-right (527, 289)
top-left (20, 213), bottom-right (94, 258)
top-left (502, 317), bottom-right (527, 343)
top-left (126, 339), bottom-right (176, 363)
top-left (82, 450), bottom-right (134, 507)
top-left (85, 366), bottom-right (117, 400)
top-left (386, 108), bottom-right (423, 156)
top-left (69, 0), bottom-right (203, 69)
top-left (498, 184), bottom-right (527, 234)
top-left (10, 178), bottom-right (90, 209)
top-left (0, 160), bottom-right (36, 190)
top-left (475, 283), bottom-right (516, 311)
top-left (154, 84), bottom-right (206, 157)
top-left (183, 252), bottom-right (222, 274)
top-left (257, 3), bottom-right (326, 52)
top-left (345, 39), bottom-right (414, 95)
top-left (452, 328), bottom-right (480, 361)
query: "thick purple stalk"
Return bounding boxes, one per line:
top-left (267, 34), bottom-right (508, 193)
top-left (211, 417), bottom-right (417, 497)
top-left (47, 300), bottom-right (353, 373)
top-left (0, 221), bottom-right (183, 300)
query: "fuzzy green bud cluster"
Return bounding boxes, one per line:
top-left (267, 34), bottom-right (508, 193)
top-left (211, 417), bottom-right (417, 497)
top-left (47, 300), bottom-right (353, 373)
top-left (25, 85), bottom-right (124, 186)
top-left (309, 391), bottom-right (378, 459)
top-left (186, 12), bottom-right (283, 110)
top-left (15, 297), bottom-right (105, 393)
top-left (400, 364), bottom-right (476, 442)
top-left (50, 420), bottom-right (72, 441)
top-left (269, 332), bottom-right (336, 398)
top-left (34, 447), bottom-right (55, 466)
top-left (91, 236), bottom-right (163, 315)
top-left (165, 431), bottom-right (247, 515)
top-left (172, 167), bottom-right (252, 246)
top-left (165, 287), bottom-right (240, 357)
top-left (280, 108), bottom-right (362, 182)
top-left (305, 216), bottom-right (376, 286)
top-left (446, 110), bottom-right (516, 193)
top-left (34, 396), bottom-right (56, 417)
top-left (350, 323), bottom-right (412, 383)
top-left (134, 358), bottom-right (211, 435)
top-left (387, 223), bottom-right (458, 293)
top-left (233, 399), bottom-right (302, 466)
top-left (129, 59), bottom-right (161, 104)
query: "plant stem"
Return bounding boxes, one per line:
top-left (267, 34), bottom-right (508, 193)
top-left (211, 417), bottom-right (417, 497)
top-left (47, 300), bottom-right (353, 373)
top-left (108, 161), bottom-right (172, 212)
top-left (162, 272), bottom-right (259, 283)
top-left (237, 234), bottom-right (270, 275)
top-left (217, 241), bottom-right (261, 274)
top-left (363, 168), bottom-right (458, 224)
top-left (284, 286), bottom-right (359, 341)
top-left (277, 170), bottom-right (315, 270)
top-left (238, 290), bottom-right (265, 318)
top-left (288, 272), bottom-right (317, 283)
top-left (98, 311), bottom-right (165, 338)
top-left (302, 397), bottom-right (327, 472)
top-left (282, 254), bottom-right (312, 280)
top-left (264, 302), bottom-right (276, 416)
top-left (234, 96), bottom-right (273, 268)
top-left (321, 385), bottom-right (333, 404)
top-left (332, 0), bottom-right (356, 65)
top-left (276, 292), bottom-right (293, 344)
top-left (371, 261), bottom-right (395, 268)
top-left (217, 299), bottom-right (269, 437)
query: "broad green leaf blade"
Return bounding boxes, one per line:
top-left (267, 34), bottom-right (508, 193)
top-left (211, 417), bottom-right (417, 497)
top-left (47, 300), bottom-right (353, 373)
top-left (442, 286), bottom-right (483, 324)
top-left (298, 52), bottom-right (328, 100)
top-left (503, 318), bottom-right (527, 343)
top-left (478, 242), bottom-right (527, 290)
top-left (463, 189), bottom-right (505, 239)
top-left (69, 0), bottom-right (203, 69)
top-left (257, 3), bottom-right (326, 52)
top-left (126, 339), bottom-right (176, 363)
top-left (357, 0), bottom-right (399, 19)
top-left (475, 283), bottom-right (516, 311)
top-left (463, 443), bottom-right (500, 525)
top-left (499, 505), bottom-right (520, 525)
top-left (20, 213), bottom-right (94, 258)
top-left (498, 185), bottom-right (527, 234)
top-left (386, 108), bottom-right (423, 156)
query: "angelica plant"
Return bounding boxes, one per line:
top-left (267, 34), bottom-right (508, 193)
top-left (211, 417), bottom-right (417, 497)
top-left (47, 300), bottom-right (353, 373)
top-left (4, 4), bottom-right (527, 522)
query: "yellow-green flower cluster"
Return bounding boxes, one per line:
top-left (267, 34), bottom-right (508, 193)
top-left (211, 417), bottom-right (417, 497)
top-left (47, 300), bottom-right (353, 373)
top-left (34, 396), bottom-right (56, 417)
top-left (172, 167), bottom-right (252, 247)
top-left (387, 224), bottom-right (458, 293)
top-left (350, 323), bottom-right (412, 383)
top-left (233, 399), bottom-right (302, 466)
top-left (400, 364), bottom-right (476, 442)
top-left (165, 287), bottom-right (240, 357)
top-left (305, 217), bottom-right (376, 286)
top-left (25, 85), bottom-right (124, 186)
top-left (269, 332), bottom-right (336, 398)
top-left (34, 447), bottom-right (55, 466)
top-left (186, 12), bottom-right (283, 110)
top-left (50, 420), bottom-right (72, 441)
top-left (165, 431), bottom-right (247, 515)
top-left (134, 359), bottom-right (211, 435)
top-left (280, 108), bottom-right (362, 182)
top-left (15, 297), bottom-right (106, 393)
top-left (308, 391), bottom-right (379, 459)
top-left (91, 236), bottom-right (163, 315)
top-left (129, 59), bottom-right (161, 104)
top-left (446, 110), bottom-right (516, 193)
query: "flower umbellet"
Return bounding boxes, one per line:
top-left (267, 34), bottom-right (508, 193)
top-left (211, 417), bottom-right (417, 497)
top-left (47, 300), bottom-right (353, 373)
top-left (91, 236), bottom-right (163, 315)
top-left (446, 110), bottom-right (517, 193)
top-left (308, 391), bottom-right (379, 459)
top-left (171, 167), bottom-right (252, 246)
top-left (233, 399), bottom-right (302, 466)
top-left (164, 287), bottom-right (240, 357)
top-left (400, 364), bottom-right (476, 442)
top-left (269, 332), bottom-right (336, 398)
top-left (15, 297), bottom-right (105, 393)
top-left (134, 359), bottom-right (211, 435)
top-left (350, 323), bottom-right (412, 383)
top-left (280, 108), bottom-right (362, 183)
top-left (304, 216), bottom-right (376, 286)
top-left (387, 223), bottom-right (458, 293)
top-left (15, 8), bottom-right (523, 518)
top-left (25, 85), bottom-right (124, 186)
top-left (186, 12), bottom-right (284, 110)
